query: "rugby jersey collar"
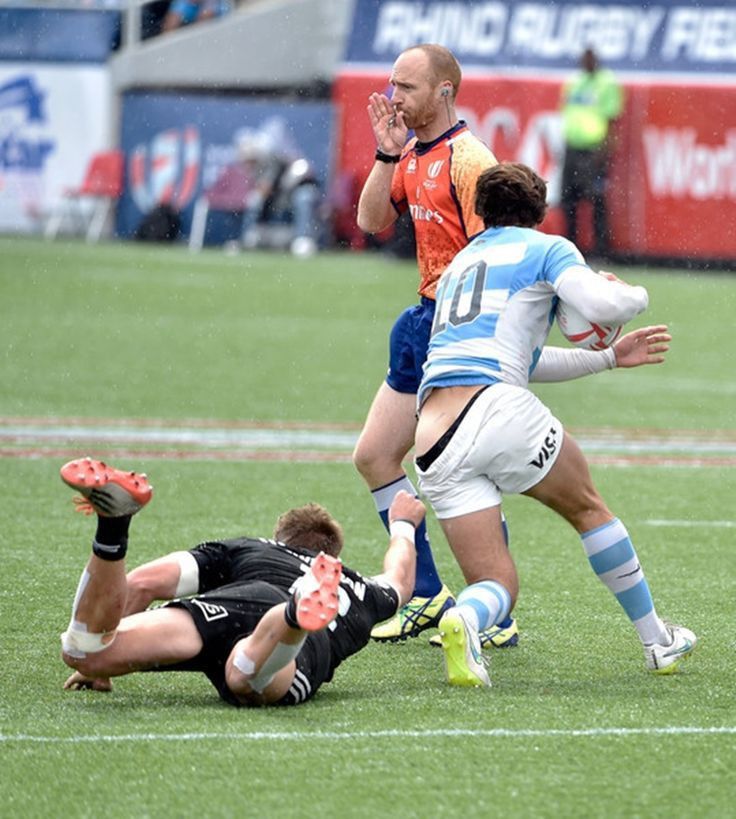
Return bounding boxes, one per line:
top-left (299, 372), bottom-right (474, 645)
top-left (414, 120), bottom-right (467, 155)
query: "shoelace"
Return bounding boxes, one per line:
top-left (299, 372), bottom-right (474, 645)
top-left (400, 598), bottom-right (437, 628)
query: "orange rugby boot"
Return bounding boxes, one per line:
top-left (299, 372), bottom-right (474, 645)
top-left (60, 456), bottom-right (153, 517)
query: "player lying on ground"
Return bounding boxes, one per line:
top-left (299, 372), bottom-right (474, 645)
top-left (60, 458), bottom-right (420, 706)
top-left (412, 162), bottom-right (696, 686)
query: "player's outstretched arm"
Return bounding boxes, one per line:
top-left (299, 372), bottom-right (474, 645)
top-left (533, 325), bottom-right (671, 383)
top-left (374, 490), bottom-right (423, 606)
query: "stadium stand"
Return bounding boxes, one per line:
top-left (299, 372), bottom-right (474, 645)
top-left (111, 0), bottom-right (351, 92)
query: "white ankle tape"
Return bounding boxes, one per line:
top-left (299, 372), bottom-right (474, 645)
top-left (61, 621), bottom-right (116, 659)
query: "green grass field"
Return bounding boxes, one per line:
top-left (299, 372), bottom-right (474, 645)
top-left (1, 237), bottom-right (734, 817)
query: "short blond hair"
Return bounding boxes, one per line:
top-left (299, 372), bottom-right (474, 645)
top-left (273, 503), bottom-right (344, 557)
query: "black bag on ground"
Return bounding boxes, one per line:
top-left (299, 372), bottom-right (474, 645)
top-left (134, 204), bottom-right (181, 242)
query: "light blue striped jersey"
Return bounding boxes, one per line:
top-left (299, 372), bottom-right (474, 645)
top-left (418, 225), bottom-right (586, 406)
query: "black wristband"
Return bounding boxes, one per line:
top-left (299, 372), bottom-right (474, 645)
top-left (375, 148), bottom-right (400, 164)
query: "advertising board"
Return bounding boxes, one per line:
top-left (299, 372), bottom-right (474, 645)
top-left (335, 0), bottom-right (736, 261)
top-left (117, 92), bottom-right (334, 240)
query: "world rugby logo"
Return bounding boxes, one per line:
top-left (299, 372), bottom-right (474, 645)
top-left (129, 126), bottom-right (201, 214)
top-left (427, 159), bottom-right (444, 178)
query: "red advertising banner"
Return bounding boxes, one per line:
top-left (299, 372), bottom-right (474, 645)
top-left (617, 83), bottom-right (736, 259)
top-left (333, 72), bottom-right (736, 262)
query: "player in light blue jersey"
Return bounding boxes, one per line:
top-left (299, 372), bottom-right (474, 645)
top-left (415, 162), bottom-right (696, 687)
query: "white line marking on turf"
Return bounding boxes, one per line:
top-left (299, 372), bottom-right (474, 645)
top-left (3, 418), bottom-right (735, 465)
top-left (3, 421), bottom-right (736, 455)
top-left (1, 727), bottom-right (734, 744)
top-left (645, 520), bottom-right (736, 528)
top-left (0, 425), bottom-right (359, 449)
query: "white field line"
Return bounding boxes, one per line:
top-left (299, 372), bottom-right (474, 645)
top-left (0, 424), bottom-right (359, 449)
top-left (2, 418), bottom-right (736, 466)
top-left (2, 420), bottom-right (736, 453)
top-left (0, 726), bottom-right (734, 744)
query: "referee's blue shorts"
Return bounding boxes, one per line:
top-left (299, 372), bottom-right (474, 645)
top-left (386, 297), bottom-right (436, 394)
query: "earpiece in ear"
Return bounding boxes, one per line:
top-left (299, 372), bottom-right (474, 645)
top-left (441, 87), bottom-right (450, 97)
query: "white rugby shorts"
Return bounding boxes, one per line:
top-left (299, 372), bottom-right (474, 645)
top-left (415, 383), bottom-right (564, 519)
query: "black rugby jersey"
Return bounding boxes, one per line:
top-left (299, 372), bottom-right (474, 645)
top-left (189, 537), bottom-right (399, 673)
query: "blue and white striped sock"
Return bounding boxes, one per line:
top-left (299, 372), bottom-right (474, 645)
top-left (581, 518), bottom-right (668, 645)
top-left (454, 581), bottom-right (512, 633)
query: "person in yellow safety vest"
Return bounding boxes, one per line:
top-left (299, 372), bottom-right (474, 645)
top-left (559, 48), bottom-right (623, 259)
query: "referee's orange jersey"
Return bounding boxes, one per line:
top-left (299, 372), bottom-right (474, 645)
top-left (390, 121), bottom-right (497, 300)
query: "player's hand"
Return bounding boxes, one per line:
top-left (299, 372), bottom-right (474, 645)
top-left (367, 92), bottom-right (407, 155)
top-left (389, 490), bottom-right (426, 528)
top-left (613, 325), bottom-right (671, 368)
top-left (63, 671), bottom-right (113, 692)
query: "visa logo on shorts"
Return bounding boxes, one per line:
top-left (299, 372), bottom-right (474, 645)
top-left (529, 425), bottom-right (559, 469)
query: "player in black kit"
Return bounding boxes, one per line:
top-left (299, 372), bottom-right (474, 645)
top-left (59, 458), bottom-right (421, 707)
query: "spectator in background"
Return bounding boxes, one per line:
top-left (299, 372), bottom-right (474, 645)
top-left (236, 130), bottom-right (321, 258)
top-left (163, 0), bottom-right (230, 31)
top-left (559, 47), bottom-right (623, 259)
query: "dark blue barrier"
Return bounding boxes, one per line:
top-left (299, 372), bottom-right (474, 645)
top-left (117, 91), bottom-right (334, 241)
top-left (0, 8), bottom-right (120, 63)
